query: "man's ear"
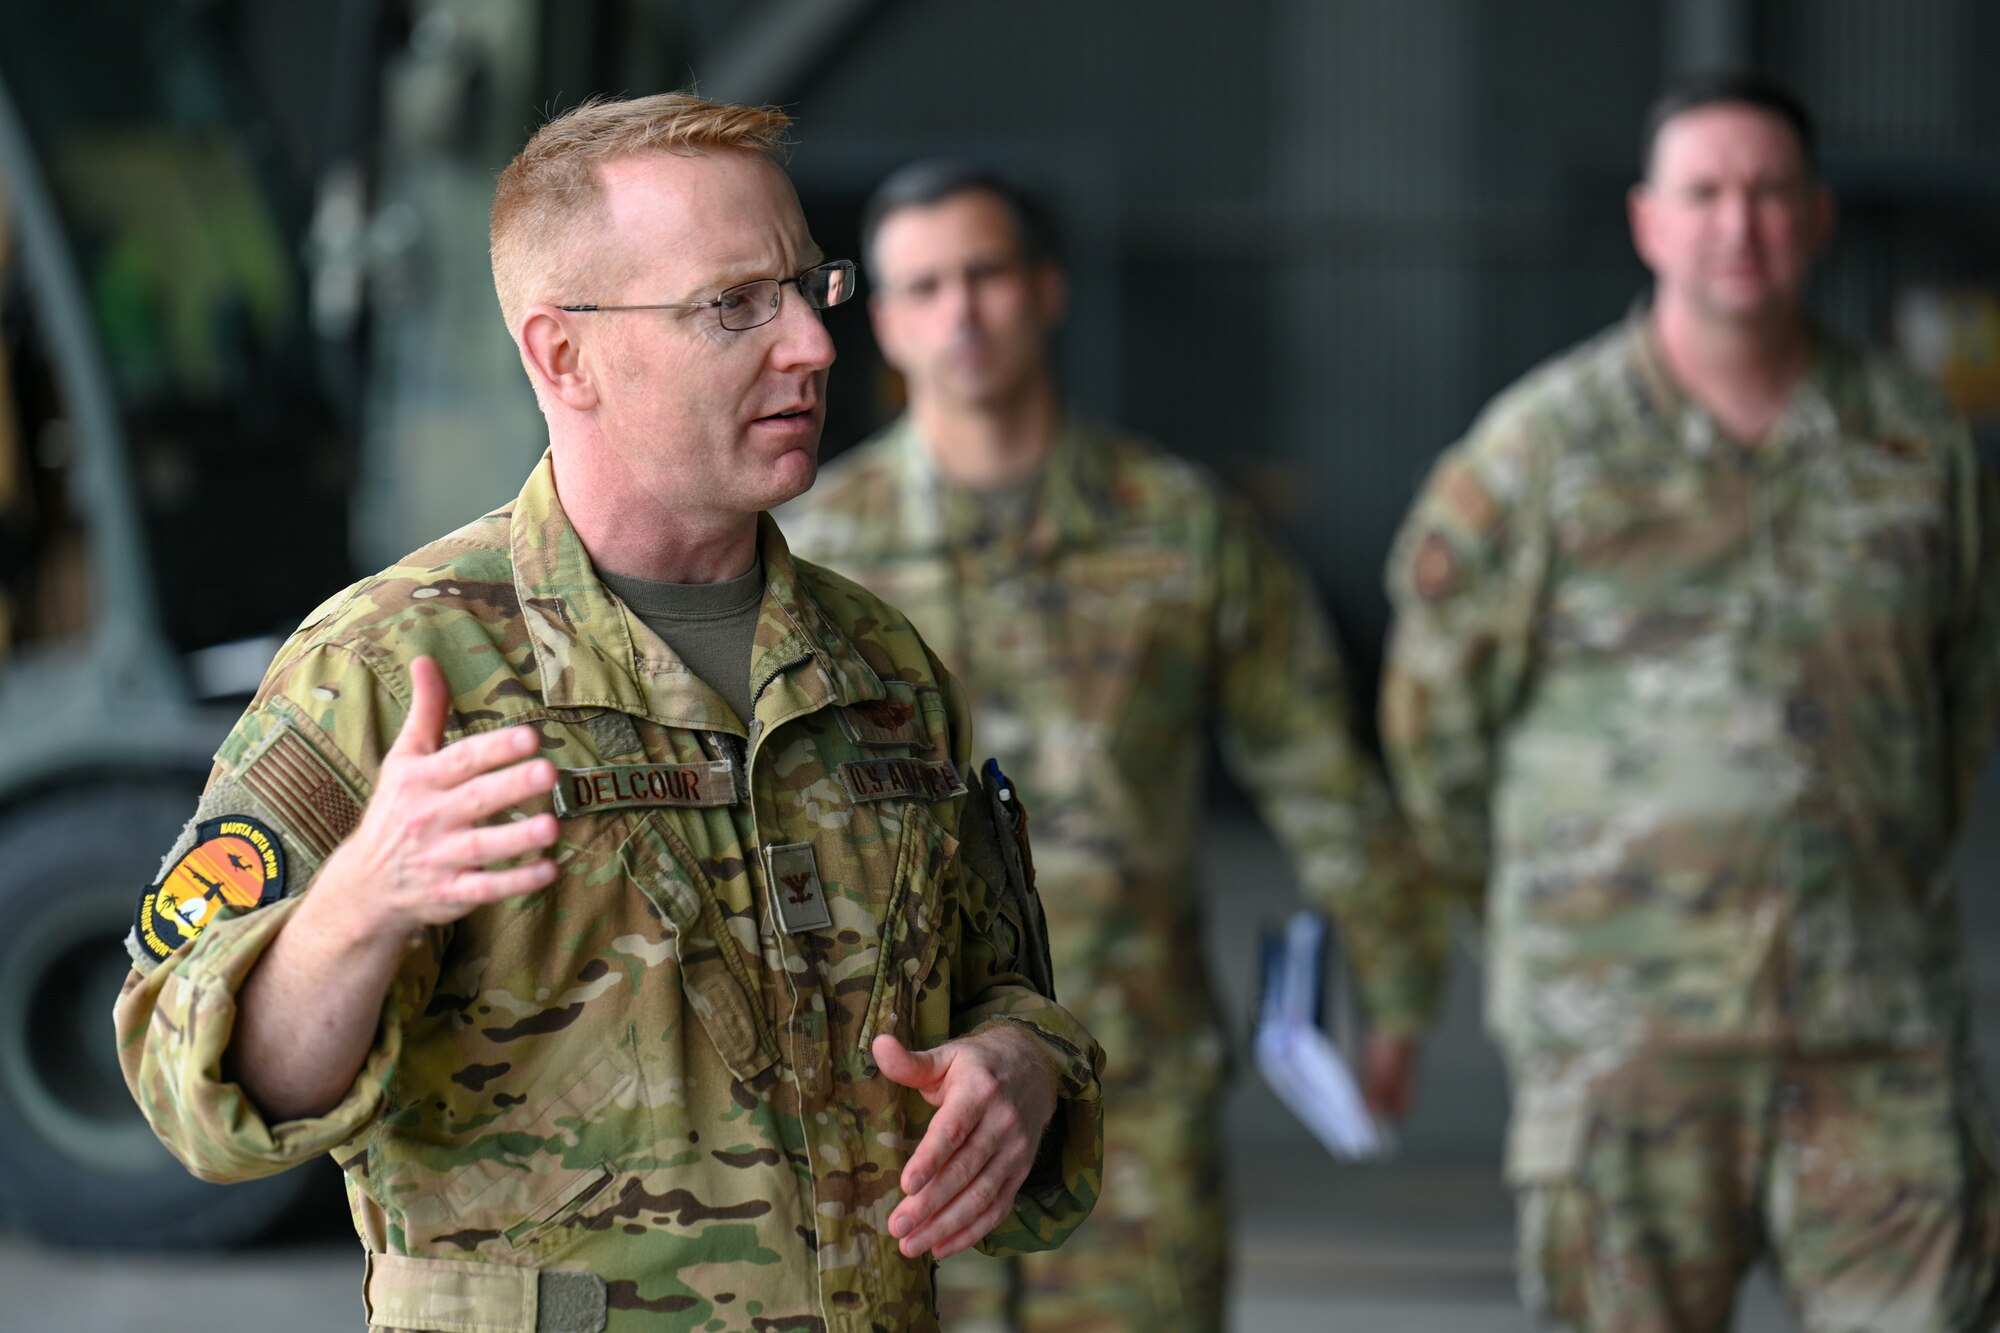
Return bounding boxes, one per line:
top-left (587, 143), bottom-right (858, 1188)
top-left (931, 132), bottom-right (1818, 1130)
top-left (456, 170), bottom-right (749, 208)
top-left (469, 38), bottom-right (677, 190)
top-left (1033, 262), bottom-right (1069, 333)
top-left (1808, 184), bottom-right (1836, 258)
top-left (1626, 183), bottom-right (1658, 273)
top-left (519, 307), bottom-right (598, 411)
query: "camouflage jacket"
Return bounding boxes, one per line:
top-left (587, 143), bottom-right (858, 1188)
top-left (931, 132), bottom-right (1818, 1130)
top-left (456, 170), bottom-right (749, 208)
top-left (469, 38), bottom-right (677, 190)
top-left (114, 454), bottom-right (1104, 1333)
top-left (1382, 315), bottom-right (2000, 1057)
top-left (782, 416), bottom-right (1446, 1103)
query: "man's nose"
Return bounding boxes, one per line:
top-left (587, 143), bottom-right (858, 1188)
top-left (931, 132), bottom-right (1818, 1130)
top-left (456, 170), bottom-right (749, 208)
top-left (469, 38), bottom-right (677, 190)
top-left (770, 287), bottom-right (837, 372)
top-left (1714, 189), bottom-right (1755, 241)
top-left (942, 273), bottom-right (981, 330)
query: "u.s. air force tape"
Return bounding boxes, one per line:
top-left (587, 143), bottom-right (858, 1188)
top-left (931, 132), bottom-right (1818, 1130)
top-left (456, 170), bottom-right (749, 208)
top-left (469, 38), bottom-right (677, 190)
top-left (837, 756), bottom-right (966, 803)
top-left (132, 816), bottom-right (287, 963)
top-left (554, 760), bottom-right (737, 816)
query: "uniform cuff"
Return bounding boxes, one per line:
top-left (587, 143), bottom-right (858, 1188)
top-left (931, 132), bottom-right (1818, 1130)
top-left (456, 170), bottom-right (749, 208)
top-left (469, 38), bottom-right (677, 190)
top-left (961, 1014), bottom-right (1104, 1256)
top-left (115, 896), bottom-right (399, 1183)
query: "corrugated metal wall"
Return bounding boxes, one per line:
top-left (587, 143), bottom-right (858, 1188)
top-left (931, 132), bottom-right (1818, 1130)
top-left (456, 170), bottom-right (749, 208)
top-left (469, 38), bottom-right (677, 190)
top-left (1762, 1), bottom-right (2000, 385)
top-left (774, 0), bottom-right (1997, 687)
top-left (791, 0), bottom-right (1669, 692)
top-left (345, 0), bottom-right (2000, 675)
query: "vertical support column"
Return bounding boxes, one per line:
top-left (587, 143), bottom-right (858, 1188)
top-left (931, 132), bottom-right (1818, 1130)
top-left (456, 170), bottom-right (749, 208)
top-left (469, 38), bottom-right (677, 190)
top-left (1662, 0), bottom-right (1758, 78)
top-left (1266, 0), bottom-right (1480, 665)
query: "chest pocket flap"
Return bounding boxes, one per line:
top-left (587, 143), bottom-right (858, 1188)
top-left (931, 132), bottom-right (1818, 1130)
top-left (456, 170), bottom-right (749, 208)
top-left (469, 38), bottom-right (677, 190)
top-left (617, 817), bottom-right (777, 1081)
top-left (857, 801), bottom-right (959, 1054)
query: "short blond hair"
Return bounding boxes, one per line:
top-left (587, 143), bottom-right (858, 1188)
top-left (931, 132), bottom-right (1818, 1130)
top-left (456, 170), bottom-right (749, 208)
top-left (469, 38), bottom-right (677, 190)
top-left (489, 91), bottom-right (792, 333)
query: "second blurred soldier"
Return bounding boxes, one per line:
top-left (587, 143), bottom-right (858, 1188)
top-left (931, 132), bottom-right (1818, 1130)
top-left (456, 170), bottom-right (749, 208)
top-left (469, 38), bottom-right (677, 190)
top-left (1384, 73), bottom-right (2000, 1331)
top-left (784, 163), bottom-right (1449, 1330)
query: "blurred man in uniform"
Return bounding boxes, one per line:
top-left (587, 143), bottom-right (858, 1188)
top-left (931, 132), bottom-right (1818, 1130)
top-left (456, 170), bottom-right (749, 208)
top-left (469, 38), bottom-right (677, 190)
top-left (783, 162), bottom-right (1448, 1330)
top-left (1383, 72), bottom-right (2000, 1332)
top-left (114, 93), bottom-right (1104, 1333)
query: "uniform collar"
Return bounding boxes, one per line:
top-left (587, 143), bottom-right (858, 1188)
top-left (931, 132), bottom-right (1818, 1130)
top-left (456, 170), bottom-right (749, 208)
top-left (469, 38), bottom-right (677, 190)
top-left (509, 453), bottom-right (884, 730)
top-left (891, 413), bottom-right (1117, 557)
top-left (1623, 304), bottom-right (1869, 460)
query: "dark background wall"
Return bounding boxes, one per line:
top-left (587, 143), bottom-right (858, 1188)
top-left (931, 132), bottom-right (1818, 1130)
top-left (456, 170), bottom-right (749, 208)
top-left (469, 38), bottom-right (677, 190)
top-left (205, 0), bottom-right (2000, 715)
top-left (794, 0), bottom-right (1999, 699)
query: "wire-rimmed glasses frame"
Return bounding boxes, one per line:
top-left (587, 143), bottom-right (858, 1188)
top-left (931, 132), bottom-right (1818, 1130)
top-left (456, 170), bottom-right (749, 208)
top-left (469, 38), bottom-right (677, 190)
top-left (556, 259), bottom-right (857, 332)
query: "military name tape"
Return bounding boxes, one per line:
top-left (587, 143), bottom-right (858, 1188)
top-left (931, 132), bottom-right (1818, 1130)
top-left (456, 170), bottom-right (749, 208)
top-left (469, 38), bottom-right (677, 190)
top-left (554, 761), bottom-right (738, 816)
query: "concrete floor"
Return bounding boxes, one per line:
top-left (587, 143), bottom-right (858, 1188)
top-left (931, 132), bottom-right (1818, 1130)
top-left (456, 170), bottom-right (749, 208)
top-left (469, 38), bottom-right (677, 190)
top-left (0, 1156), bottom-right (1796, 1333)
top-left (8, 776), bottom-right (1998, 1331)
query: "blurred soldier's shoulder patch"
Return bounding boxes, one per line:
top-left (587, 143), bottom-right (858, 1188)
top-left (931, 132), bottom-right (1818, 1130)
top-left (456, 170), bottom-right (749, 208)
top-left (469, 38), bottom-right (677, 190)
top-left (131, 816), bottom-right (287, 963)
top-left (1411, 532), bottom-right (1462, 602)
top-left (1405, 455), bottom-right (1505, 603)
top-left (1438, 458), bottom-right (1503, 536)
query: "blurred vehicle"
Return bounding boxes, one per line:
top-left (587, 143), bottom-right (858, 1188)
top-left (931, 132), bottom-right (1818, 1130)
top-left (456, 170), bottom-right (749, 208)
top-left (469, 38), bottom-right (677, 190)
top-left (0, 4), bottom-right (357, 1246)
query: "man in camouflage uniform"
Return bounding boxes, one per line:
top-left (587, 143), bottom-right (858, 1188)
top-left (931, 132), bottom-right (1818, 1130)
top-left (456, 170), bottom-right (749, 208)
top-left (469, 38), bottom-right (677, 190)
top-left (1382, 73), bottom-right (2000, 1332)
top-left (782, 163), bottom-right (1447, 1330)
top-left (113, 94), bottom-right (1104, 1333)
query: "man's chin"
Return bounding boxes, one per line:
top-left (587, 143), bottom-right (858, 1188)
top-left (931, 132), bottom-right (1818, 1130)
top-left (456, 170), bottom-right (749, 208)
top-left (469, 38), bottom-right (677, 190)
top-left (1690, 286), bottom-right (1801, 331)
top-left (764, 448), bottom-right (821, 508)
top-left (943, 373), bottom-right (1032, 414)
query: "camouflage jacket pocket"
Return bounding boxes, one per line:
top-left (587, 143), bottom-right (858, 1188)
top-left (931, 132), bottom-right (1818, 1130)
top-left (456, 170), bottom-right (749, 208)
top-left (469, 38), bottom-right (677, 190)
top-left (1502, 1064), bottom-right (1593, 1187)
top-left (500, 1160), bottom-right (615, 1252)
top-left (618, 816), bottom-right (778, 1081)
top-left (1050, 545), bottom-right (1192, 741)
top-left (857, 800), bottom-right (958, 1054)
top-left (392, 1051), bottom-right (635, 1259)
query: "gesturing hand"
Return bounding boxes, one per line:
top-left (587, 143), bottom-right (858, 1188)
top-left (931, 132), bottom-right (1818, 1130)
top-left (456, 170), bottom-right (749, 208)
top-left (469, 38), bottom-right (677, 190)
top-left (322, 655), bottom-right (560, 943)
top-left (873, 1026), bottom-right (1059, 1259)
top-left (231, 656), bottom-right (562, 1121)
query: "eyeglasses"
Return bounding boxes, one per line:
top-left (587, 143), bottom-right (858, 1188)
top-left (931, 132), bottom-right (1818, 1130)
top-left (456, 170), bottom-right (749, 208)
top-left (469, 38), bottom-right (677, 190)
top-left (558, 259), bottom-right (857, 331)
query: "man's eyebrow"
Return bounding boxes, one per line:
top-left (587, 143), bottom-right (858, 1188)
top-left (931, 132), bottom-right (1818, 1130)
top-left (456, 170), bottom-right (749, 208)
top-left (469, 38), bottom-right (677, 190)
top-left (705, 246), bottom-right (826, 289)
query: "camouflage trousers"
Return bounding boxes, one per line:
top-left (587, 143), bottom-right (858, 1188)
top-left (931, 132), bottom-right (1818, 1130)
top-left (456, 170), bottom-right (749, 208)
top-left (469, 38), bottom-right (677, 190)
top-left (1504, 1044), bottom-right (2000, 1333)
top-left (938, 1087), bottom-right (1226, 1331)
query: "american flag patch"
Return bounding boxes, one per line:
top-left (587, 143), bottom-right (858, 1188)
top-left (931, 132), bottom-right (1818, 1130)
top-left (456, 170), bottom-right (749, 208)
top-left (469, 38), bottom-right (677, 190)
top-left (241, 726), bottom-right (364, 860)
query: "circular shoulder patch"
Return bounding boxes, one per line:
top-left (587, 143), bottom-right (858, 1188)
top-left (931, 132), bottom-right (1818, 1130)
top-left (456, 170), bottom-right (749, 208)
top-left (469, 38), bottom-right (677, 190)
top-left (1411, 531), bottom-right (1462, 602)
top-left (132, 816), bottom-right (288, 963)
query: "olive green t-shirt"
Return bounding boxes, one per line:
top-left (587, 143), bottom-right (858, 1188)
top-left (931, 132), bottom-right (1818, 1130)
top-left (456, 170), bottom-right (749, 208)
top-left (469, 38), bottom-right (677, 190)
top-left (597, 560), bottom-right (764, 728)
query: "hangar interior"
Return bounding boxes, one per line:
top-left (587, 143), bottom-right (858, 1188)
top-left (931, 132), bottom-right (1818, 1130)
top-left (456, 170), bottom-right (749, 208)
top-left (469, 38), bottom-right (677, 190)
top-left (1, 2), bottom-right (1997, 1328)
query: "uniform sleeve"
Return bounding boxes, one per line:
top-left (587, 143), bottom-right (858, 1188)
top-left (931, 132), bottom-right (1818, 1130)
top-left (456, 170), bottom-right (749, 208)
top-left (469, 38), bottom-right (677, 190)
top-left (1209, 499), bottom-right (1460, 1036)
top-left (932, 667), bottom-right (1105, 1255)
top-left (112, 641), bottom-right (444, 1184)
top-left (1380, 416), bottom-right (1551, 891)
top-left (1939, 421), bottom-right (2000, 826)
